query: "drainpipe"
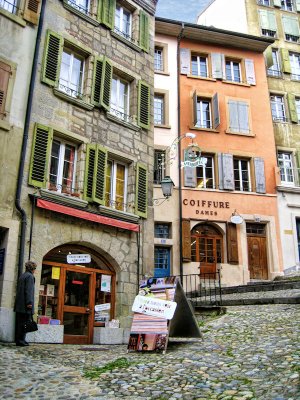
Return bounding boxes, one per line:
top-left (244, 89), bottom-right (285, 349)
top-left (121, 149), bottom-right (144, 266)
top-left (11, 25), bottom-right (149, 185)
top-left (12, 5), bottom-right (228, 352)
top-left (177, 23), bottom-right (184, 282)
top-left (15, 0), bottom-right (46, 278)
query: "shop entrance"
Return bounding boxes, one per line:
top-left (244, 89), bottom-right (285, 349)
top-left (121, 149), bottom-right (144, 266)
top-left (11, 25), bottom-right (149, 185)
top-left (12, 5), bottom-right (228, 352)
top-left (246, 223), bottom-right (268, 280)
top-left (39, 245), bottom-right (115, 344)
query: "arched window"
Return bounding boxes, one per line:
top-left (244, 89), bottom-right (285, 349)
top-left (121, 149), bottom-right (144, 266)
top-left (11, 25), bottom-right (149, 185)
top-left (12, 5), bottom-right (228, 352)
top-left (191, 224), bottom-right (223, 266)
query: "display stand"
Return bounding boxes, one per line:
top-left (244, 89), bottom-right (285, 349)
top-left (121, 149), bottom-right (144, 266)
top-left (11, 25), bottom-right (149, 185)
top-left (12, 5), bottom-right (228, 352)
top-left (127, 277), bottom-right (202, 353)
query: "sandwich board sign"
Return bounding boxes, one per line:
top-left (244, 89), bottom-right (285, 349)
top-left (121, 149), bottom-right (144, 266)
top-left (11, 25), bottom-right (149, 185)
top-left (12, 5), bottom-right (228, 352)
top-left (127, 276), bottom-right (202, 354)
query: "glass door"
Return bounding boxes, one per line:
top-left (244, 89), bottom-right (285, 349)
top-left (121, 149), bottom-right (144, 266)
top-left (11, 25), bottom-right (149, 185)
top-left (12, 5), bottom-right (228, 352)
top-left (62, 268), bottom-right (94, 344)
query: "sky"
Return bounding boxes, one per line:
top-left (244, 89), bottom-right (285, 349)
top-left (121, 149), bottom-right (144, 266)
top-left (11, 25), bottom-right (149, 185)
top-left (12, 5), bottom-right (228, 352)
top-left (155, 0), bottom-right (211, 23)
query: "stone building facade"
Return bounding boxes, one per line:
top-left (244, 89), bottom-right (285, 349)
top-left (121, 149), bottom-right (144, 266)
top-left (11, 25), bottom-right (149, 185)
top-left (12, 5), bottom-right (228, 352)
top-left (0, 0), bottom-right (157, 344)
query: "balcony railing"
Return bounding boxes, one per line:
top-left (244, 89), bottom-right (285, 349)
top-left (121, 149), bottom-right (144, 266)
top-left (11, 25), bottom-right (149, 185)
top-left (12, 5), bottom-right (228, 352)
top-left (113, 26), bottom-right (138, 45)
top-left (58, 83), bottom-right (83, 100)
top-left (267, 68), bottom-right (282, 78)
top-left (109, 107), bottom-right (136, 125)
top-left (67, 0), bottom-right (91, 16)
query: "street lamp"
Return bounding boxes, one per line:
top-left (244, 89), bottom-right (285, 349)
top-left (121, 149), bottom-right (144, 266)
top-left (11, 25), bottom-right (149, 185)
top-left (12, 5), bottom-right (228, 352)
top-left (152, 176), bottom-right (175, 206)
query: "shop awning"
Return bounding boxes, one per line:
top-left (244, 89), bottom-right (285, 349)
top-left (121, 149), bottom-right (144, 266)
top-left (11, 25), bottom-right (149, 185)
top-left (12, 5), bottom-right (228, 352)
top-left (36, 199), bottom-right (140, 232)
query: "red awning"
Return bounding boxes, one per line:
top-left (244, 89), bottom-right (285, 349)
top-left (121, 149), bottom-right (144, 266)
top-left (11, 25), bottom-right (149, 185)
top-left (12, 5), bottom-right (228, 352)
top-left (36, 198), bottom-right (139, 232)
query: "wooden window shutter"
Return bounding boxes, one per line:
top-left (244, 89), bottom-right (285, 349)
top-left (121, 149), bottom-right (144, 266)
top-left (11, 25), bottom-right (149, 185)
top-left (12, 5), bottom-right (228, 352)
top-left (84, 144), bottom-right (107, 204)
top-left (287, 93), bottom-right (298, 123)
top-left (264, 46), bottom-right (274, 69)
top-left (254, 157), bottom-right (266, 194)
top-left (28, 124), bottom-right (53, 188)
top-left (135, 163), bottom-right (148, 218)
top-left (211, 53), bottom-right (225, 79)
top-left (221, 153), bottom-right (234, 190)
top-left (138, 80), bottom-right (150, 129)
top-left (99, 0), bottom-right (116, 29)
top-left (139, 10), bottom-right (149, 52)
top-left (193, 90), bottom-right (198, 126)
top-left (182, 219), bottom-right (191, 262)
top-left (281, 48), bottom-right (291, 73)
top-left (245, 59), bottom-right (256, 85)
top-left (227, 222), bottom-right (239, 264)
top-left (0, 61), bottom-right (11, 119)
top-left (212, 92), bottom-right (220, 129)
top-left (180, 48), bottom-right (191, 75)
top-left (183, 149), bottom-right (197, 187)
top-left (41, 30), bottom-right (63, 87)
top-left (218, 153), bottom-right (224, 190)
top-left (23, 0), bottom-right (41, 25)
top-left (100, 57), bottom-right (113, 111)
top-left (91, 56), bottom-right (104, 107)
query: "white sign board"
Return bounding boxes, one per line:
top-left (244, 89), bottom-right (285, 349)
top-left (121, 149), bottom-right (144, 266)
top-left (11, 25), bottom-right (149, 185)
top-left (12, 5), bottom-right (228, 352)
top-left (132, 295), bottom-right (177, 320)
top-left (101, 275), bottom-right (111, 292)
top-left (67, 254), bottom-right (91, 264)
top-left (95, 303), bottom-right (111, 312)
top-left (230, 215), bottom-right (244, 224)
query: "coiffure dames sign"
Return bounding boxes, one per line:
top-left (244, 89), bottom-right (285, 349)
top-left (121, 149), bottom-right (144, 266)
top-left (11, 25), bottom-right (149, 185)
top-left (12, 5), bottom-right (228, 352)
top-left (182, 198), bottom-right (230, 217)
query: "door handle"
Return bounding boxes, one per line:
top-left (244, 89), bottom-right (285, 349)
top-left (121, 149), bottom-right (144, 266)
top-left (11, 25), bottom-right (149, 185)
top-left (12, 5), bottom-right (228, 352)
top-left (86, 308), bottom-right (91, 314)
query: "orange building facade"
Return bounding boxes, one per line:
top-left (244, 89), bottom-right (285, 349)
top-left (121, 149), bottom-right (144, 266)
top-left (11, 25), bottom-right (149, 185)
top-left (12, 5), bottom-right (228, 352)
top-left (155, 19), bottom-right (283, 286)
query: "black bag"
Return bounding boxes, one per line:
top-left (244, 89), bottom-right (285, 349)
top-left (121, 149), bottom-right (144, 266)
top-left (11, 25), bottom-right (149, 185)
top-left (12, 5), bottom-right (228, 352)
top-left (24, 315), bottom-right (38, 333)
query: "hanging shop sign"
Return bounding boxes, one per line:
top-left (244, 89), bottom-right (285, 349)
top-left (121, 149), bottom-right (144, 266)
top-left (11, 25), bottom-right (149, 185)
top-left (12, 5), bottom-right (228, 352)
top-left (230, 215), bottom-right (244, 224)
top-left (181, 143), bottom-right (205, 168)
top-left (67, 254), bottom-right (91, 264)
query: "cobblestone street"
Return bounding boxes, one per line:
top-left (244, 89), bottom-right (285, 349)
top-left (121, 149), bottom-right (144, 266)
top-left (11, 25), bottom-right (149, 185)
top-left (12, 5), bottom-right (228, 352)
top-left (0, 304), bottom-right (299, 400)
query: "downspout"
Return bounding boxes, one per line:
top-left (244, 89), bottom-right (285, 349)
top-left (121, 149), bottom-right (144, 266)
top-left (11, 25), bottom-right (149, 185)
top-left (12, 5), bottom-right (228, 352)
top-left (15, 0), bottom-right (46, 278)
top-left (177, 23), bottom-right (184, 281)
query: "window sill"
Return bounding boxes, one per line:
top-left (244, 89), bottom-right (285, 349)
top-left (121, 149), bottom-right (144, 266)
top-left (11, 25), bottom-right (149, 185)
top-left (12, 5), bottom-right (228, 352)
top-left (223, 80), bottom-right (251, 87)
top-left (53, 88), bottom-right (94, 111)
top-left (98, 205), bottom-right (139, 223)
top-left (189, 126), bottom-right (219, 133)
top-left (277, 185), bottom-right (300, 194)
top-left (0, 8), bottom-right (26, 27)
top-left (187, 74), bottom-right (216, 82)
top-left (62, 0), bottom-right (99, 26)
top-left (155, 70), bottom-right (170, 76)
top-left (110, 31), bottom-right (142, 53)
top-left (154, 124), bottom-right (171, 129)
top-left (225, 130), bottom-right (255, 137)
top-left (107, 112), bottom-right (140, 131)
top-left (39, 189), bottom-right (88, 209)
top-left (272, 119), bottom-right (289, 124)
top-left (0, 119), bottom-right (11, 131)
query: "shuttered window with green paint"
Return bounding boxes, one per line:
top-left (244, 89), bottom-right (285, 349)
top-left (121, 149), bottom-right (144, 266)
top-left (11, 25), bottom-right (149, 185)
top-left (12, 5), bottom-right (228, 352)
top-left (98, 0), bottom-right (116, 29)
top-left (41, 30), bottom-right (63, 87)
top-left (139, 10), bottom-right (149, 52)
top-left (135, 163), bottom-right (148, 218)
top-left (84, 144), bottom-right (108, 205)
top-left (138, 80), bottom-right (150, 129)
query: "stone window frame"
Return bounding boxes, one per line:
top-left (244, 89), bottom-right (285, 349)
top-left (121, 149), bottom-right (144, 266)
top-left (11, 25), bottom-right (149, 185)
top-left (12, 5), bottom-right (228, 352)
top-left (0, 56), bottom-right (17, 131)
top-left (154, 41), bottom-right (169, 75)
top-left (154, 89), bottom-right (170, 128)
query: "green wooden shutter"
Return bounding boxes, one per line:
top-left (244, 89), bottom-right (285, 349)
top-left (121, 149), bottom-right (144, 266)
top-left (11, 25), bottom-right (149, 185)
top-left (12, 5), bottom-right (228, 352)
top-left (288, 93), bottom-right (298, 123)
top-left (264, 46), bottom-right (274, 68)
top-left (281, 48), bottom-right (291, 73)
top-left (99, 0), bottom-right (116, 29)
top-left (282, 16), bottom-right (300, 36)
top-left (138, 80), bottom-right (150, 129)
top-left (28, 124), bottom-right (53, 188)
top-left (135, 163), bottom-right (148, 218)
top-left (139, 10), bottom-right (149, 52)
top-left (41, 30), bottom-right (63, 87)
top-left (84, 144), bottom-right (107, 204)
top-left (91, 56), bottom-right (104, 107)
top-left (100, 57), bottom-right (113, 111)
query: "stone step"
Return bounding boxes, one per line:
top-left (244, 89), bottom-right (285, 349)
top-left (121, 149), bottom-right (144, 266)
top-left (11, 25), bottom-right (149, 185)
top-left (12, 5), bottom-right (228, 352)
top-left (212, 279), bottom-right (300, 295)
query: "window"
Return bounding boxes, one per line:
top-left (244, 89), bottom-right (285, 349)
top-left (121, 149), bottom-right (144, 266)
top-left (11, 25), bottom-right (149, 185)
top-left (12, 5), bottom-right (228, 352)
top-left (234, 158), bottom-right (251, 191)
top-left (282, 16), bottom-right (300, 42)
top-left (155, 223), bottom-right (170, 238)
top-left (154, 247), bottom-right (170, 276)
top-left (192, 92), bottom-right (220, 130)
top-left (191, 224), bottom-right (223, 264)
top-left (228, 100), bottom-right (250, 134)
top-left (0, 0), bottom-right (18, 14)
top-left (110, 75), bottom-right (130, 121)
top-left (257, 0), bottom-right (271, 5)
top-left (296, 98), bottom-right (300, 123)
top-left (49, 138), bottom-right (77, 193)
top-left (114, 3), bottom-right (132, 41)
top-left (278, 152), bottom-right (294, 184)
top-left (191, 54), bottom-right (208, 78)
top-left (290, 52), bottom-right (300, 80)
top-left (270, 95), bottom-right (287, 122)
top-left (195, 98), bottom-right (212, 128)
top-left (154, 150), bottom-right (166, 184)
top-left (154, 94), bottom-right (165, 125)
top-left (281, 0), bottom-right (294, 11)
top-left (225, 59), bottom-right (241, 83)
top-left (259, 10), bottom-right (277, 37)
top-left (59, 49), bottom-right (85, 98)
top-left (105, 159), bottom-right (128, 211)
top-left (155, 46), bottom-right (164, 72)
top-left (196, 155), bottom-right (215, 189)
top-left (67, 0), bottom-right (90, 14)
top-left (267, 49), bottom-right (281, 77)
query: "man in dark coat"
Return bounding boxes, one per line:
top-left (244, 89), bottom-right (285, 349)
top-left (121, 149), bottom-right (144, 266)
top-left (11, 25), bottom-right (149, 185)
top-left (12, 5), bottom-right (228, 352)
top-left (14, 260), bottom-right (37, 346)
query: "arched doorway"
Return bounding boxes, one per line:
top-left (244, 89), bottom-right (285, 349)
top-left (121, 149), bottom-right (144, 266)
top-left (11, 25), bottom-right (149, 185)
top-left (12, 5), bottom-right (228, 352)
top-left (39, 244), bottom-right (116, 344)
top-left (191, 224), bottom-right (223, 277)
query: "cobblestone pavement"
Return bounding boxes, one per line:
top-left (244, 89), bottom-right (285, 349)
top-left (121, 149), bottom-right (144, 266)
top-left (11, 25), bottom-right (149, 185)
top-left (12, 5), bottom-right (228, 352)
top-left (0, 304), bottom-right (299, 400)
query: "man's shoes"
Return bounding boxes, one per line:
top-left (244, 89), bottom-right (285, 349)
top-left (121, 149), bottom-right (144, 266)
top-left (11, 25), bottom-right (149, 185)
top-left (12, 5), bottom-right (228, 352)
top-left (16, 340), bottom-right (29, 346)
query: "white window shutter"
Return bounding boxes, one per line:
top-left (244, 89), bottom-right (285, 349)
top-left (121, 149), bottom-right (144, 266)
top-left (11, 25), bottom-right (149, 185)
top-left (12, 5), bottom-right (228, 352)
top-left (212, 93), bottom-right (220, 129)
top-left (245, 59), bottom-right (256, 85)
top-left (254, 157), bottom-right (266, 194)
top-left (180, 48), bottom-right (191, 75)
top-left (218, 153), bottom-right (224, 190)
top-left (211, 53), bottom-right (225, 79)
top-left (183, 149), bottom-right (196, 187)
top-left (222, 153), bottom-right (234, 190)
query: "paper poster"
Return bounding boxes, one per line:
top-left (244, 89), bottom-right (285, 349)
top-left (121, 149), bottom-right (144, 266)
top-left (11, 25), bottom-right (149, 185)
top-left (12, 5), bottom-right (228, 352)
top-left (132, 295), bottom-right (177, 320)
top-left (95, 303), bottom-right (111, 312)
top-left (51, 267), bottom-right (60, 280)
top-left (101, 275), bottom-right (111, 292)
top-left (46, 284), bottom-right (55, 297)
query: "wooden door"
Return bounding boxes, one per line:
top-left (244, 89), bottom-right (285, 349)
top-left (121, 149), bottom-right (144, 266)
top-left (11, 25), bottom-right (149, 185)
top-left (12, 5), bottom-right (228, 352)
top-left (247, 236), bottom-right (268, 280)
top-left (59, 267), bottom-right (95, 344)
top-left (198, 236), bottom-right (222, 278)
